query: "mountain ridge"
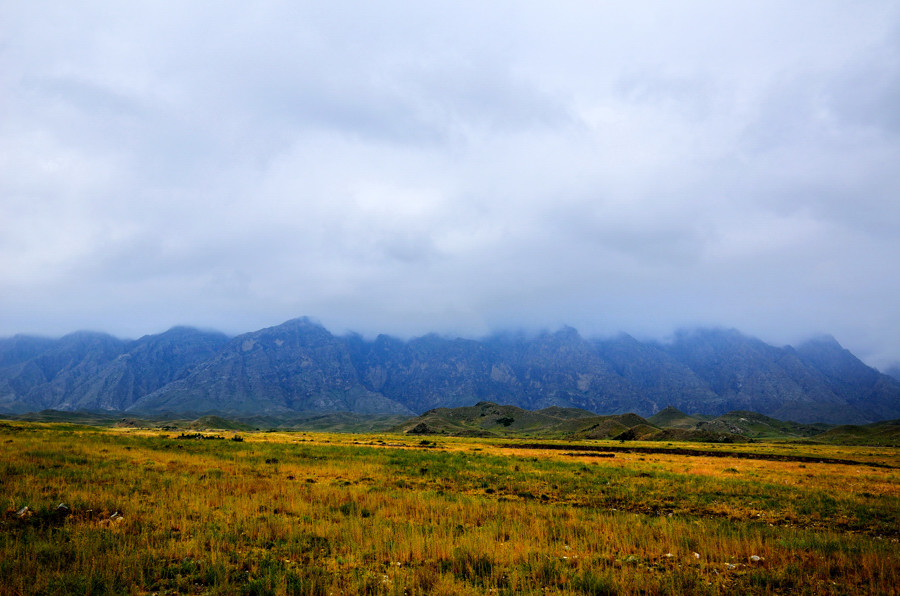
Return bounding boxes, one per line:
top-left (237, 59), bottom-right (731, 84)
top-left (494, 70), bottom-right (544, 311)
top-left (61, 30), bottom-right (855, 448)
top-left (2, 318), bottom-right (899, 424)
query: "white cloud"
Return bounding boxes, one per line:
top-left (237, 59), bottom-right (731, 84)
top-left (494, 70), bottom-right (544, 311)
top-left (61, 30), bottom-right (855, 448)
top-left (1, 0), bottom-right (900, 369)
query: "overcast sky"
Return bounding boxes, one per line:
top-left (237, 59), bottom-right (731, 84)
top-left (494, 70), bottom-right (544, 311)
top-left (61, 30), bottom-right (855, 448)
top-left (2, 1), bottom-right (899, 369)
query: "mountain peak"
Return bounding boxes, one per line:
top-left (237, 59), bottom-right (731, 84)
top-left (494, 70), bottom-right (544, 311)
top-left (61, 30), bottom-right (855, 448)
top-left (798, 334), bottom-right (843, 350)
top-left (885, 364), bottom-right (900, 382)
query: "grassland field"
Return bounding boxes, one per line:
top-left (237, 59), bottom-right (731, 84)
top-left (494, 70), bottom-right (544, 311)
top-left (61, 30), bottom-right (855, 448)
top-left (1, 421), bottom-right (898, 595)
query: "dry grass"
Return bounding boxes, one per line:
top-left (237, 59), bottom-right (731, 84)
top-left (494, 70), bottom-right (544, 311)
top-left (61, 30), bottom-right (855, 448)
top-left (1, 422), bottom-right (898, 595)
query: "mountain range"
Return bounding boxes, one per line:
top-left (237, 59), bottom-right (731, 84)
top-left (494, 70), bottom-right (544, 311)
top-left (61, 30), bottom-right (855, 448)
top-left (1, 317), bottom-right (899, 424)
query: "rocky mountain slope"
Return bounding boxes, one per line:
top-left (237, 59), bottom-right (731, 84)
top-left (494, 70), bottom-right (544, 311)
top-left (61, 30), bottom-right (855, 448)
top-left (2, 318), bottom-right (899, 424)
top-left (0, 327), bottom-right (227, 413)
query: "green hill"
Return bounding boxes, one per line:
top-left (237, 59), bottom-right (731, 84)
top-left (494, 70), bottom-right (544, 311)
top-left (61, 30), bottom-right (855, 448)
top-left (815, 420), bottom-right (900, 446)
top-left (647, 406), bottom-right (703, 429)
top-left (186, 415), bottom-right (254, 431)
top-left (395, 403), bottom-right (754, 442)
top-left (395, 403), bottom-right (860, 444)
top-left (700, 411), bottom-right (828, 439)
top-left (395, 402), bottom-right (585, 437)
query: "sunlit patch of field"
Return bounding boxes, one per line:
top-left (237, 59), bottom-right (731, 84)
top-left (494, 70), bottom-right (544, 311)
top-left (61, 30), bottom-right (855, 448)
top-left (1, 421), bottom-right (898, 595)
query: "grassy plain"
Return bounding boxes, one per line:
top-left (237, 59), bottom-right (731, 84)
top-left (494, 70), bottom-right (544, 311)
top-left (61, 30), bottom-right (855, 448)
top-left (1, 421), bottom-right (898, 595)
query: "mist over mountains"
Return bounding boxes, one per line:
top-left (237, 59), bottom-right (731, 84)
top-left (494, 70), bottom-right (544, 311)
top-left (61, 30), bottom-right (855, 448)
top-left (1, 318), bottom-right (898, 425)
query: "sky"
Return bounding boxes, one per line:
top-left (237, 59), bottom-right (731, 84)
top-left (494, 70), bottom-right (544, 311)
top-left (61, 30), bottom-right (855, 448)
top-left (2, 1), bottom-right (899, 370)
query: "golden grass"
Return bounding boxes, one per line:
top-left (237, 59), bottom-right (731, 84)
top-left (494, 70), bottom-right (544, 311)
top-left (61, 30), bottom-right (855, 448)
top-left (1, 422), bottom-right (898, 595)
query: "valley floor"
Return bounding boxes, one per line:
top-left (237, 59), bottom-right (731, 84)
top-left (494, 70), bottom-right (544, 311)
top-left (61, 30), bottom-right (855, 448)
top-left (1, 422), bottom-right (898, 595)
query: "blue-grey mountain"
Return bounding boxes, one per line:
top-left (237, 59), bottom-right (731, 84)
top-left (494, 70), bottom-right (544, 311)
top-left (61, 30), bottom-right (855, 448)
top-left (1, 318), bottom-right (898, 424)
top-left (0, 328), bottom-right (227, 413)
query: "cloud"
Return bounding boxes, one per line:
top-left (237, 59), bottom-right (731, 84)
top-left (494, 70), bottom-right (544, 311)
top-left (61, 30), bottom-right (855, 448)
top-left (2, 1), bottom-right (900, 370)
